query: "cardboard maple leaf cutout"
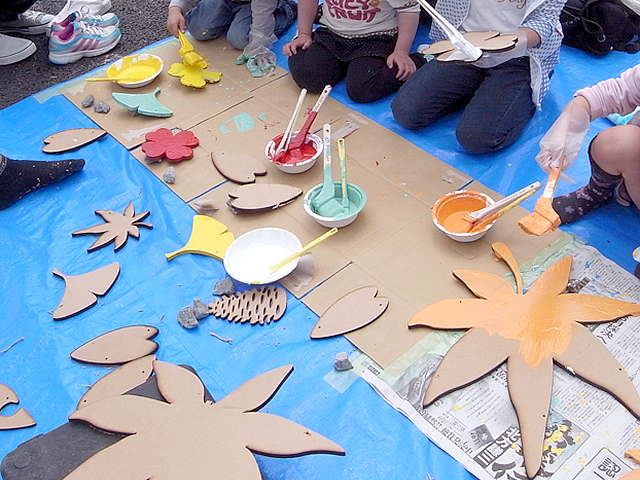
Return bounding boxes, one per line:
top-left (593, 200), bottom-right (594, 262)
top-left (72, 201), bottom-right (152, 252)
top-left (64, 361), bottom-right (344, 479)
top-left (408, 242), bottom-right (640, 478)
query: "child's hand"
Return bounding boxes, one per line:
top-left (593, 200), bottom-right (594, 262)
top-left (387, 52), bottom-right (416, 81)
top-left (167, 6), bottom-right (186, 37)
top-left (283, 33), bottom-right (314, 57)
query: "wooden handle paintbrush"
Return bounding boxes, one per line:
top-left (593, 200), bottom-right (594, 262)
top-left (466, 187), bottom-right (539, 233)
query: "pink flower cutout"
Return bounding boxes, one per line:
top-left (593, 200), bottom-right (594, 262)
top-left (142, 128), bottom-right (199, 162)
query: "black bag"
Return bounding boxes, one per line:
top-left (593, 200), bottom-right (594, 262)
top-left (560, 0), bottom-right (640, 55)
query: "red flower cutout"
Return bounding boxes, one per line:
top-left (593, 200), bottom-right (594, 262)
top-left (142, 128), bottom-right (199, 163)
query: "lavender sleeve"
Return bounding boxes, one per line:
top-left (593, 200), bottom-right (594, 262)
top-left (576, 64), bottom-right (640, 119)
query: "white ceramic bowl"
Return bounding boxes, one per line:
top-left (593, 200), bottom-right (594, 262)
top-left (432, 190), bottom-right (496, 242)
top-left (106, 53), bottom-right (164, 88)
top-left (265, 131), bottom-right (322, 174)
top-left (303, 181), bottom-right (367, 228)
top-left (223, 228), bottom-right (302, 285)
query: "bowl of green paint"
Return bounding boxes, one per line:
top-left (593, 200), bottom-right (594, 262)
top-left (303, 181), bottom-right (366, 228)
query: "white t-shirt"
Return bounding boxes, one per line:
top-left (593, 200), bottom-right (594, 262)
top-left (320, 0), bottom-right (420, 37)
top-left (460, 0), bottom-right (527, 34)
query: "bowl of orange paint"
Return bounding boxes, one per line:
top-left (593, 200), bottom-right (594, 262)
top-left (265, 131), bottom-right (322, 174)
top-left (432, 190), bottom-right (496, 242)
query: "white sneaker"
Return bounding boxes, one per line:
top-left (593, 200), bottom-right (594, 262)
top-left (49, 0), bottom-right (112, 30)
top-left (0, 33), bottom-right (36, 65)
top-left (48, 20), bottom-right (120, 64)
top-left (0, 10), bottom-right (54, 35)
top-left (49, 10), bottom-right (119, 36)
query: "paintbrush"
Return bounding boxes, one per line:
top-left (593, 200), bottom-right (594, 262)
top-left (86, 77), bottom-right (138, 82)
top-left (466, 187), bottom-right (539, 233)
top-left (337, 137), bottom-right (349, 208)
top-left (518, 168), bottom-right (562, 236)
top-left (274, 88), bottom-right (307, 163)
top-left (269, 227), bottom-right (338, 273)
top-left (462, 182), bottom-right (541, 226)
top-left (288, 85), bottom-right (332, 151)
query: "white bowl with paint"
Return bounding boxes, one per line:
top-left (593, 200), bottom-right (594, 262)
top-left (303, 181), bottom-right (366, 228)
top-left (265, 132), bottom-right (322, 174)
top-left (223, 228), bottom-right (302, 285)
top-left (106, 53), bottom-right (164, 88)
top-left (432, 190), bottom-right (496, 242)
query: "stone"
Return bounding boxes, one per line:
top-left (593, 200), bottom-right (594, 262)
top-left (94, 101), bottom-right (110, 114)
top-left (177, 306), bottom-right (199, 329)
top-left (81, 94), bottom-right (95, 108)
top-left (192, 298), bottom-right (209, 320)
top-left (163, 166), bottom-right (176, 184)
top-left (213, 277), bottom-right (235, 296)
top-left (334, 352), bottom-right (353, 371)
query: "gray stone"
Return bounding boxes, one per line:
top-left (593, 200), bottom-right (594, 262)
top-left (177, 306), bottom-right (199, 329)
top-left (81, 94), bottom-right (95, 108)
top-left (144, 155), bottom-right (163, 164)
top-left (94, 101), bottom-right (110, 114)
top-left (163, 166), bottom-right (176, 184)
top-left (192, 297), bottom-right (209, 320)
top-left (334, 352), bottom-right (353, 371)
top-left (213, 277), bottom-right (236, 296)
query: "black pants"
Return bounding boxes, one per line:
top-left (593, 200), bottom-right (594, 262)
top-left (0, 0), bottom-right (37, 21)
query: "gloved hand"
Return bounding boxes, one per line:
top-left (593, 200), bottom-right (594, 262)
top-left (535, 100), bottom-right (592, 175)
top-left (472, 30), bottom-right (528, 69)
top-left (236, 43), bottom-right (277, 77)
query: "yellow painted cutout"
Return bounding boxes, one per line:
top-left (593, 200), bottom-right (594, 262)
top-left (165, 215), bottom-right (234, 261)
top-left (169, 32), bottom-right (222, 88)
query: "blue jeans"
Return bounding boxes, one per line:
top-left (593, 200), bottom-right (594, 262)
top-left (391, 56), bottom-right (536, 154)
top-left (185, 0), bottom-right (296, 50)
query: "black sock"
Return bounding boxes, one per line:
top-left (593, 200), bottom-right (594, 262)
top-left (552, 152), bottom-right (621, 224)
top-left (0, 154), bottom-right (85, 210)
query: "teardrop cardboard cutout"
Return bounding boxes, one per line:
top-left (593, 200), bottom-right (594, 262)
top-left (70, 325), bottom-right (159, 365)
top-left (227, 184), bottom-right (302, 213)
top-left (310, 286), bottom-right (389, 339)
top-left (42, 128), bottom-right (107, 154)
top-left (211, 151), bottom-right (267, 184)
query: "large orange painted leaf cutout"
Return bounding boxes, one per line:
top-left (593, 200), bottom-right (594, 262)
top-left (408, 242), bottom-right (640, 478)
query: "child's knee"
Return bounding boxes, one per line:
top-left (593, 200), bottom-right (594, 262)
top-left (226, 30), bottom-right (249, 49)
top-left (391, 98), bottom-right (424, 130)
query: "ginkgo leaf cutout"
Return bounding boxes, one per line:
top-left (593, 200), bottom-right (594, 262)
top-left (165, 215), bottom-right (234, 261)
top-left (310, 286), bottom-right (389, 339)
top-left (70, 325), bottom-right (159, 366)
top-left (111, 88), bottom-right (173, 117)
top-left (42, 128), bottom-right (107, 154)
top-left (52, 262), bottom-right (120, 320)
top-left (227, 184), bottom-right (302, 213)
top-left (0, 384), bottom-right (36, 431)
top-left (408, 241), bottom-right (640, 479)
top-left (208, 286), bottom-right (287, 325)
top-left (212, 151), bottom-right (267, 184)
top-left (142, 128), bottom-right (199, 163)
top-left (421, 30), bottom-right (519, 61)
top-left (64, 361), bottom-right (344, 479)
top-left (72, 201), bottom-right (152, 252)
top-left (77, 354), bottom-right (156, 410)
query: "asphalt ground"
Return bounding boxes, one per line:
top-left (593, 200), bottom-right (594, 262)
top-left (0, 0), bottom-right (168, 110)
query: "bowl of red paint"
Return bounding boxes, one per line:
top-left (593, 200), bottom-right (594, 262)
top-left (265, 131), bottom-right (322, 174)
top-left (432, 190), bottom-right (496, 242)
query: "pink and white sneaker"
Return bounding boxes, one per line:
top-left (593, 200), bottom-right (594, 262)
top-left (48, 20), bottom-right (120, 65)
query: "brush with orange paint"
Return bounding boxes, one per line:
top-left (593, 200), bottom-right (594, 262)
top-left (517, 168), bottom-right (562, 236)
top-left (461, 182), bottom-right (541, 233)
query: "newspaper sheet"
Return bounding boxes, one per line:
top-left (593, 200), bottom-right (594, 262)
top-left (360, 244), bottom-right (640, 480)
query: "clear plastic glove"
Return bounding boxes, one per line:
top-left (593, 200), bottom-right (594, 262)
top-left (472, 30), bottom-right (528, 69)
top-left (235, 44), bottom-right (276, 77)
top-left (535, 100), bottom-right (592, 176)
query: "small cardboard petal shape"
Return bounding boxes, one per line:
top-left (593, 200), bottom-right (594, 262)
top-left (0, 384), bottom-right (35, 431)
top-left (42, 128), bottom-right (106, 154)
top-left (70, 325), bottom-right (159, 365)
top-left (310, 286), bottom-right (389, 339)
top-left (216, 365), bottom-right (293, 412)
top-left (227, 184), bottom-right (302, 212)
top-left (212, 151), bottom-right (267, 184)
top-left (77, 354), bottom-right (156, 410)
top-left (52, 262), bottom-right (120, 320)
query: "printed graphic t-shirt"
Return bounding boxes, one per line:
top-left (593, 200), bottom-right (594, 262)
top-left (320, 0), bottom-right (420, 37)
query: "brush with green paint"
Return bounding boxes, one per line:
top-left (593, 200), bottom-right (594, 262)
top-left (311, 124), bottom-right (344, 217)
